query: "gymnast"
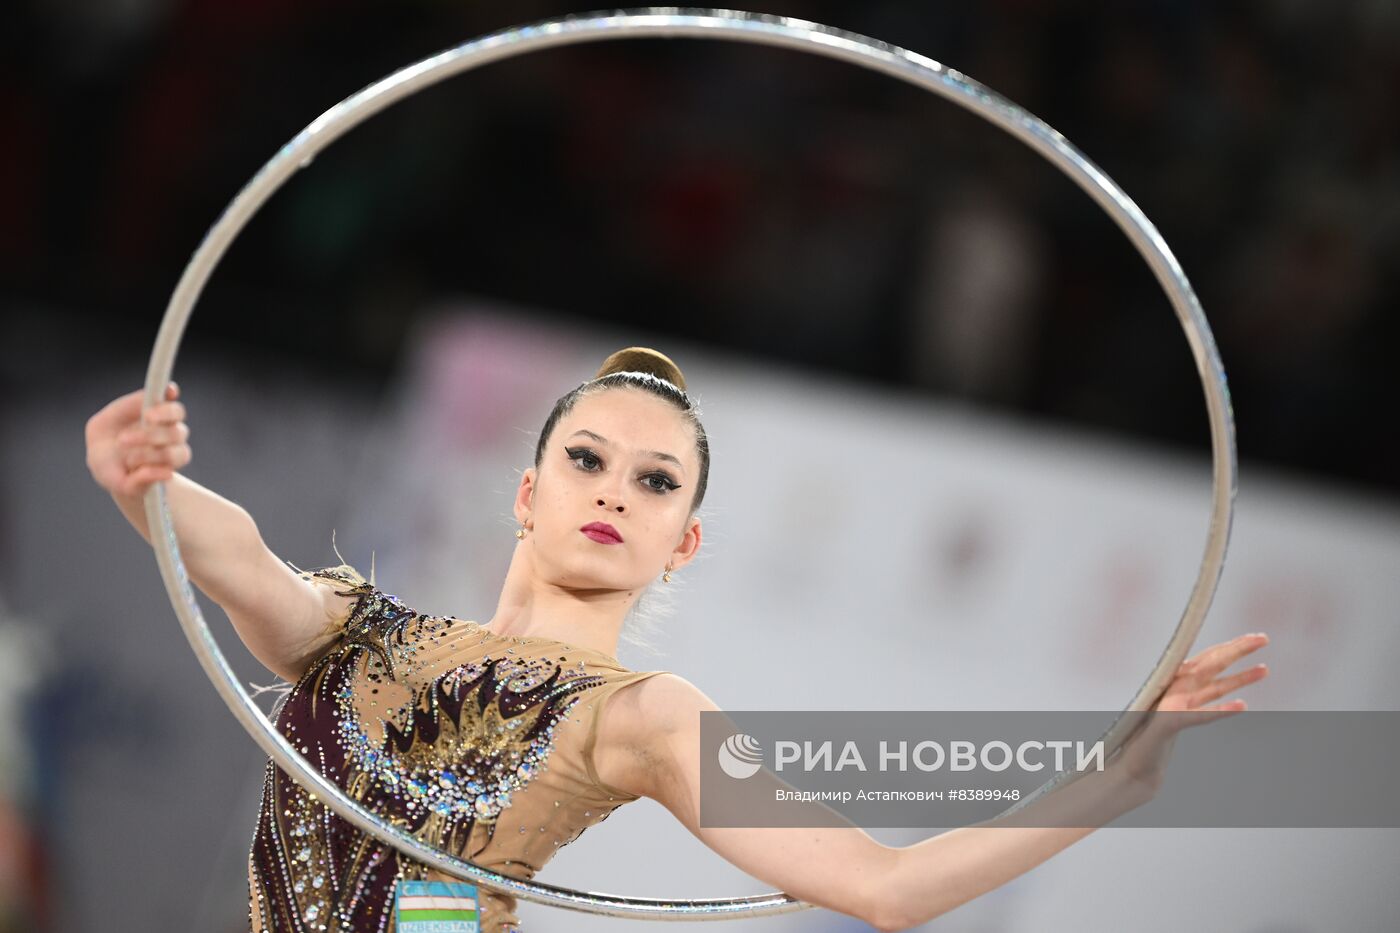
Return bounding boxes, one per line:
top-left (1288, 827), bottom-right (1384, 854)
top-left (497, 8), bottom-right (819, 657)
top-left (85, 347), bottom-right (1269, 931)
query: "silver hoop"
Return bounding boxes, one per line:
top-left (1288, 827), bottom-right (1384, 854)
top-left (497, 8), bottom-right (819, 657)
top-left (143, 7), bottom-right (1236, 921)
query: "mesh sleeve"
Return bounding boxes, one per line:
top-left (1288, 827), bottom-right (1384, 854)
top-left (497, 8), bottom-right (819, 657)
top-left (581, 670), bottom-right (671, 799)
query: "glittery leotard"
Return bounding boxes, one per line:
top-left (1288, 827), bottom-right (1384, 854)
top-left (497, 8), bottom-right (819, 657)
top-left (247, 563), bottom-right (668, 932)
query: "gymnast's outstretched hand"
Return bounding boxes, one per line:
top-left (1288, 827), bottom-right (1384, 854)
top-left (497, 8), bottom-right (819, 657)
top-left (1111, 632), bottom-right (1271, 801)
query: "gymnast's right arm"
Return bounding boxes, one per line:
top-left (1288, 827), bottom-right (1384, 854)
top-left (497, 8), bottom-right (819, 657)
top-left (86, 383), bottom-right (355, 683)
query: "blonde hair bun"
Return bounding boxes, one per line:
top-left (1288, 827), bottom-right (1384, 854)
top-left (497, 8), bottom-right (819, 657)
top-left (595, 346), bottom-right (687, 392)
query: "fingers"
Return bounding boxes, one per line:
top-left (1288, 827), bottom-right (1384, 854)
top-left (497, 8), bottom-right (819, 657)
top-left (1181, 633), bottom-right (1269, 680)
top-left (88, 384), bottom-right (181, 447)
top-left (115, 384), bottom-right (190, 478)
top-left (124, 441), bottom-right (191, 470)
top-left (120, 420), bottom-right (190, 463)
top-left (1187, 664), bottom-right (1268, 709)
top-left (86, 382), bottom-right (185, 498)
top-left (102, 382), bottom-right (180, 422)
top-left (119, 420), bottom-right (189, 447)
top-left (142, 399), bottom-right (187, 426)
top-left (1178, 702), bottom-right (1246, 728)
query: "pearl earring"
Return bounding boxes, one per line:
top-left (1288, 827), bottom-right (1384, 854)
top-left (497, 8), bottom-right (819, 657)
top-left (663, 563), bottom-right (673, 583)
top-left (515, 526), bottom-right (526, 539)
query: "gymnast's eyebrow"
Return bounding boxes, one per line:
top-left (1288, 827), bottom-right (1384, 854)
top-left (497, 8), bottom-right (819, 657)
top-left (568, 429), bottom-right (684, 472)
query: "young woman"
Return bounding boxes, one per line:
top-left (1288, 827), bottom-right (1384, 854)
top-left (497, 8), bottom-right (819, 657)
top-left (85, 347), bottom-right (1269, 931)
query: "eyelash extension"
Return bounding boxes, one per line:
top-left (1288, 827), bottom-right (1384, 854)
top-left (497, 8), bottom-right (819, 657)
top-left (564, 446), bottom-right (683, 494)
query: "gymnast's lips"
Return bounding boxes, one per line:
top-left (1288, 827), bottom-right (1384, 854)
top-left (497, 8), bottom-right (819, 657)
top-left (580, 522), bottom-right (623, 544)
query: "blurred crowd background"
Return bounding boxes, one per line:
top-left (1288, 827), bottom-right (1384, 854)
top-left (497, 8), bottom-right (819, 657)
top-left (7, 0), bottom-right (1398, 491)
top-left (3, 1), bottom-right (1398, 931)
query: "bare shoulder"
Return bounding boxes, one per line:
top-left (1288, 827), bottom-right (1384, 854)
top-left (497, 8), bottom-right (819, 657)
top-left (633, 672), bottom-right (723, 730)
top-left (596, 672), bottom-right (718, 745)
top-left (591, 672), bottom-right (724, 799)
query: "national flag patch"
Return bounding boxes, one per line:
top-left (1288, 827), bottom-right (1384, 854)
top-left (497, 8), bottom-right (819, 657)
top-left (394, 879), bottom-right (480, 932)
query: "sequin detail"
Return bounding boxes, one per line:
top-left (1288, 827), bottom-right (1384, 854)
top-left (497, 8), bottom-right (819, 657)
top-left (247, 565), bottom-right (664, 933)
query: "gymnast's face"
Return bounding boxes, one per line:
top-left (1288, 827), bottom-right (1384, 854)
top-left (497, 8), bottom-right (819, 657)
top-left (516, 387), bottom-right (702, 591)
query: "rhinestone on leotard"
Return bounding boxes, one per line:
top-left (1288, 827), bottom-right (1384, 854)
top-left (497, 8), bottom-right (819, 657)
top-left (248, 564), bottom-right (656, 933)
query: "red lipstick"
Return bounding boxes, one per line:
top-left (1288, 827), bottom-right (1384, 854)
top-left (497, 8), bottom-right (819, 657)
top-left (580, 522), bottom-right (623, 544)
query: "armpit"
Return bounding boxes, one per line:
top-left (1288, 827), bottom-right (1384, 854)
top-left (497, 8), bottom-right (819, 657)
top-left (581, 671), bottom-right (671, 800)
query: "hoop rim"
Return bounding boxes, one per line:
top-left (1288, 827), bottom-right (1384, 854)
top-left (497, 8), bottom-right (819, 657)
top-left (143, 6), bottom-right (1236, 921)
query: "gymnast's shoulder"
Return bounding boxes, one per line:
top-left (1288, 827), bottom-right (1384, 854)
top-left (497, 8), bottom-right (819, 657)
top-left (625, 671), bottom-right (724, 731)
top-left (593, 671), bottom-right (732, 801)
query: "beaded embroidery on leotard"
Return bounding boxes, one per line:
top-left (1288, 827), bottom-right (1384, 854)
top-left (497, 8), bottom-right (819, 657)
top-left (247, 564), bottom-right (668, 932)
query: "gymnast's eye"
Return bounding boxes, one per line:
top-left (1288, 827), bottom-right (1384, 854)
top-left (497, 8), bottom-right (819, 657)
top-left (566, 447), bottom-right (682, 495)
top-left (643, 472), bottom-right (681, 494)
top-left (565, 447), bottom-right (601, 471)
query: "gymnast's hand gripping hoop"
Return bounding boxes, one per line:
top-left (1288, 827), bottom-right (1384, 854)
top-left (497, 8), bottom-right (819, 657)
top-left (142, 8), bottom-right (1235, 921)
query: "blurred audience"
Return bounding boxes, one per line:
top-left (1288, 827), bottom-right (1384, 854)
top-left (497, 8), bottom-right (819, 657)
top-left (5, 0), bottom-right (1396, 494)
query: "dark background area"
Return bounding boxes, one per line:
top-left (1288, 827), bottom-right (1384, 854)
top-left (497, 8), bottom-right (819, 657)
top-left (5, 0), bottom-right (1397, 496)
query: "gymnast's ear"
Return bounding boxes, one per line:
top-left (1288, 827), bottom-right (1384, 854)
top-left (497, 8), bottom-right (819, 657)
top-left (513, 467), bottom-right (536, 524)
top-left (669, 515), bottom-right (702, 571)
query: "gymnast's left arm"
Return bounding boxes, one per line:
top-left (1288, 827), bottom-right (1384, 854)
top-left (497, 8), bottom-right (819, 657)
top-left (620, 673), bottom-right (1127, 931)
top-left (618, 634), bottom-right (1268, 932)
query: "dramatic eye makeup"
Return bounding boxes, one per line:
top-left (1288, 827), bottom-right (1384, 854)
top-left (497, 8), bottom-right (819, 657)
top-left (567, 429), bottom-right (684, 471)
top-left (565, 446), bottom-right (682, 494)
